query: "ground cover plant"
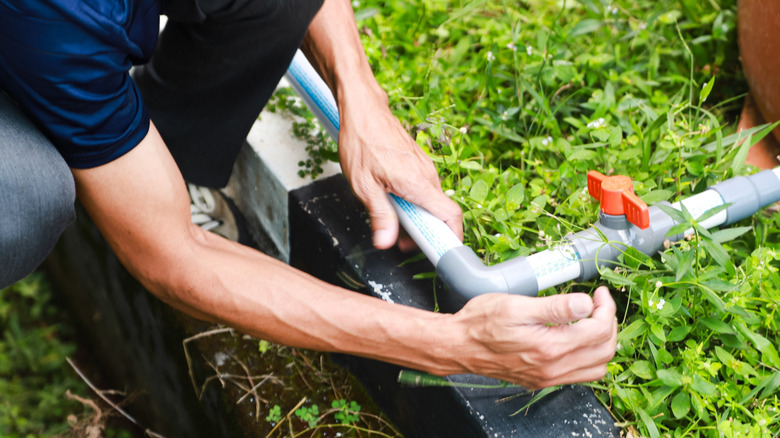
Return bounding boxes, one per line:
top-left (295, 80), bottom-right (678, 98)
top-left (0, 273), bottom-right (136, 437)
top-left (349, 0), bottom-right (779, 436)
top-left (0, 273), bottom-right (85, 436)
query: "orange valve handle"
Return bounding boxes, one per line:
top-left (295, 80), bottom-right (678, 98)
top-left (587, 171), bottom-right (650, 229)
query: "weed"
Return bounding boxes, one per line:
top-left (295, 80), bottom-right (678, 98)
top-left (265, 87), bottom-right (339, 179)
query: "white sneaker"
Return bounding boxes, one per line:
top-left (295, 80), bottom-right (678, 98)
top-left (188, 183), bottom-right (239, 242)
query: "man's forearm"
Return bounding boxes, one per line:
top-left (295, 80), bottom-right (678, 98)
top-left (301, 0), bottom-right (385, 108)
top-left (168, 226), bottom-right (462, 374)
top-left (72, 124), bottom-right (461, 376)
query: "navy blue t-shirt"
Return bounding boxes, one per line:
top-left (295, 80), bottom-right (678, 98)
top-left (0, 0), bottom-right (160, 168)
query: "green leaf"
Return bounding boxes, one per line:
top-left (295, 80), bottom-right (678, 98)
top-left (759, 372), bottom-right (780, 400)
top-left (731, 121), bottom-right (780, 174)
top-left (711, 226), bottom-right (751, 243)
top-left (569, 18), bottom-right (603, 37)
top-left (762, 343), bottom-right (780, 369)
top-left (636, 407), bottom-right (661, 438)
top-left (700, 278), bottom-right (738, 292)
top-left (667, 325), bottom-right (691, 342)
top-left (599, 268), bottom-right (636, 286)
top-left (511, 386), bottom-right (560, 416)
top-left (700, 76), bottom-right (715, 103)
top-left (656, 204), bottom-right (687, 224)
top-left (691, 374), bottom-right (717, 396)
top-left (630, 360), bottom-right (655, 379)
top-left (676, 249), bottom-right (695, 281)
top-left (650, 324), bottom-right (666, 344)
top-left (354, 7), bottom-right (379, 21)
top-left (566, 149), bottom-right (599, 161)
top-left (657, 368), bottom-right (682, 387)
top-left (528, 195), bottom-right (548, 211)
top-left (696, 283), bottom-right (726, 313)
top-left (735, 322), bottom-right (771, 352)
top-left (608, 126), bottom-right (622, 147)
top-left (714, 346), bottom-right (736, 366)
top-left (619, 320), bottom-right (647, 342)
top-left (732, 134), bottom-right (753, 176)
top-left (671, 392), bottom-right (691, 419)
top-left (505, 184), bottom-right (525, 211)
top-left (620, 247), bottom-right (655, 270)
top-left (701, 239), bottom-right (730, 266)
top-left (470, 179), bottom-right (489, 202)
top-left (700, 317), bottom-right (735, 335)
top-left (641, 190), bottom-right (673, 205)
top-left (460, 160), bottom-right (484, 171)
top-left (492, 207), bottom-right (508, 222)
top-left (695, 203), bottom-right (729, 223)
top-left (667, 222), bottom-right (691, 237)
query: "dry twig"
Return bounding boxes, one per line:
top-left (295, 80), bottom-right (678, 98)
top-left (66, 357), bottom-right (168, 438)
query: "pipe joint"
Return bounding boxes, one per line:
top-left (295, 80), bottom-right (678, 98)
top-left (436, 246), bottom-right (538, 311)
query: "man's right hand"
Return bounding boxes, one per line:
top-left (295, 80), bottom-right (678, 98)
top-left (442, 286), bottom-right (617, 389)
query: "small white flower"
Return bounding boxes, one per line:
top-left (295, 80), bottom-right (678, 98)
top-left (507, 42), bottom-right (517, 51)
top-left (538, 230), bottom-right (546, 237)
top-left (638, 22), bottom-right (647, 30)
top-left (656, 298), bottom-right (666, 310)
top-left (608, 5), bottom-right (618, 14)
top-left (487, 51), bottom-right (496, 62)
top-left (587, 117), bottom-right (606, 129)
top-left (616, 342), bottom-right (622, 350)
top-left (648, 300), bottom-right (654, 309)
top-left (459, 126), bottom-right (468, 135)
top-left (444, 189), bottom-right (456, 197)
top-left (655, 280), bottom-right (663, 289)
top-left (501, 110), bottom-right (509, 121)
top-left (526, 45), bottom-right (533, 56)
top-left (352, 0), bottom-right (360, 7)
top-left (494, 233), bottom-right (501, 238)
top-left (541, 136), bottom-right (553, 146)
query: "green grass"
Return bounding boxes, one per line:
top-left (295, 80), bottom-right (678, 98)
top-left (1, 273), bottom-right (90, 437)
top-left (353, 0), bottom-right (780, 436)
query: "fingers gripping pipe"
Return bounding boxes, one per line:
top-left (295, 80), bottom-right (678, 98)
top-left (285, 51), bottom-right (780, 311)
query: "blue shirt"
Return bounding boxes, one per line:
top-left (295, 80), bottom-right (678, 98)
top-left (0, 0), bottom-right (160, 168)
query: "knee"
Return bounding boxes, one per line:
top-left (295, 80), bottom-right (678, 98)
top-left (0, 160), bottom-right (75, 288)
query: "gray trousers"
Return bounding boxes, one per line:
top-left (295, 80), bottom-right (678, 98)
top-left (0, 92), bottom-right (76, 288)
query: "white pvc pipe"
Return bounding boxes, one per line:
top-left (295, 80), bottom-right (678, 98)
top-left (286, 50), bottom-right (464, 266)
top-left (390, 194), bottom-right (463, 265)
top-left (526, 245), bottom-right (582, 291)
top-left (284, 51), bottom-right (340, 141)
